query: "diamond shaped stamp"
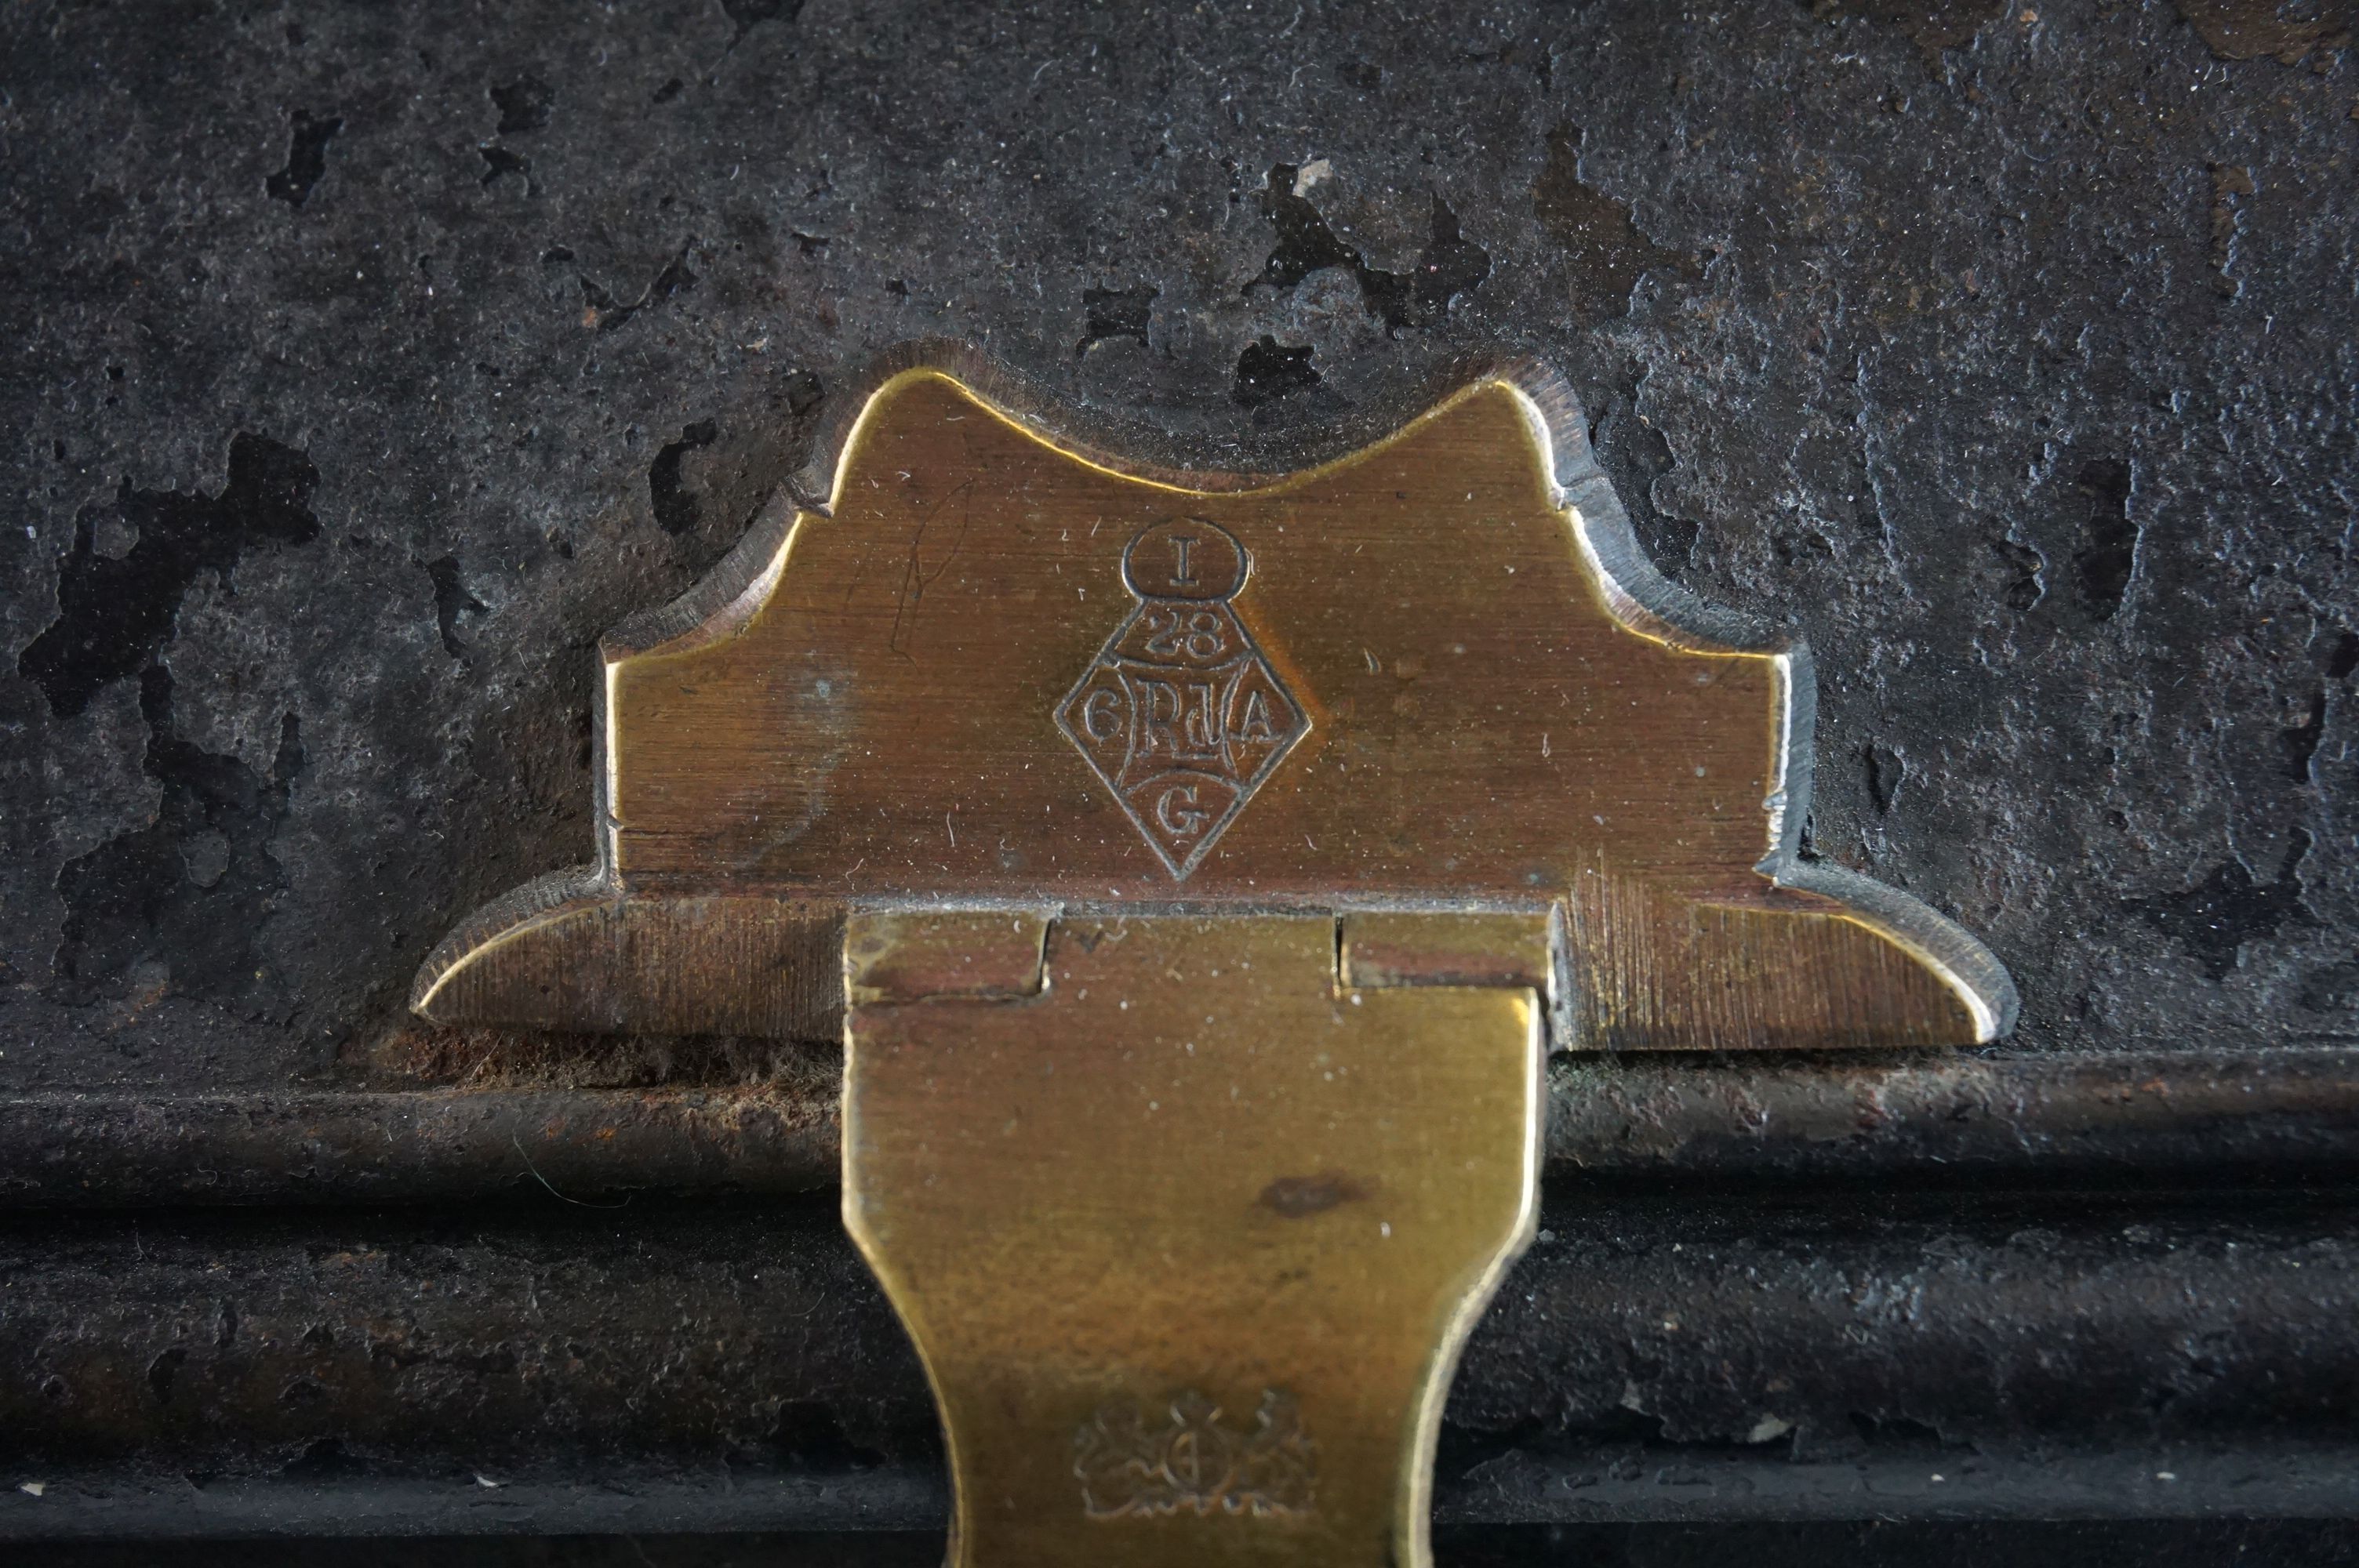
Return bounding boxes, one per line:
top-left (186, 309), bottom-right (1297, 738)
top-left (1056, 519), bottom-right (1309, 878)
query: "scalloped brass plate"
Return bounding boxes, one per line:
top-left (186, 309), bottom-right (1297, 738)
top-left (413, 346), bottom-right (2016, 1566)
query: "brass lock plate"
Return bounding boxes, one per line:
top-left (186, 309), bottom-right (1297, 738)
top-left (413, 346), bottom-right (2015, 1566)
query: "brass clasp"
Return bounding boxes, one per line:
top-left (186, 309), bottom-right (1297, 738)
top-left (411, 347), bottom-right (2014, 1566)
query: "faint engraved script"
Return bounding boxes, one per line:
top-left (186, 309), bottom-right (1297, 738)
top-left (1056, 518), bottom-right (1309, 879)
top-left (1074, 1389), bottom-right (1318, 1519)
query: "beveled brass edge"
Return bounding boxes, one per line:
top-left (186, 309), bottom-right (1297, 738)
top-left (409, 866), bottom-right (610, 1022)
top-left (412, 343), bottom-right (2017, 1044)
top-left (787, 339), bottom-right (1598, 505)
top-left (1777, 862), bottom-right (2022, 1042)
top-left (835, 1021), bottom-right (973, 1560)
top-left (597, 342), bottom-right (1611, 670)
top-left (1530, 384), bottom-right (2016, 1044)
top-left (1397, 993), bottom-right (1547, 1565)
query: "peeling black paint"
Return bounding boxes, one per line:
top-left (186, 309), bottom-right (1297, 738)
top-left (721, 0), bottom-right (804, 43)
top-left (2321, 629), bottom-right (2359, 682)
top-left (2284, 686), bottom-right (2328, 784)
top-left (1248, 165), bottom-right (1490, 332)
top-left (2070, 459), bottom-right (2137, 621)
top-left (2129, 832), bottom-right (2317, 984)
top-left (1865, 743), bottom-right (1907, 814)
top-left (2175, 0), bottom-right (2357, 64)
top-left (489, 74), bottom-right (552, 135)
top-left (2209, 163), bottom-right (2257, 298)
top-left (1994, 536), bottom-right (2046, 613)
top-left (423, 556), bottom-right (488, 658)
top-left (579, 241), bottom-right (700, 333)
top-left (1077, 284), bottom-right (1156, 357)
top-left (1532, 125), bottom-right (1692, 323)
top-left (264, 109), bottom-right (341, 208)
top-left (650, 419), bottom-right (720, 535)
top-left (19, 434), bottom-right (321, 718)
top-left (1359, 194), bottom-right (1492, 333)
top-left (1233, 336), bottom-right (1320, 406)
top-left (780, 368), bottom-right (827, 416)
top-left (478, 143), bottom-right (530, 189)
top-left (1802, 0), bottom-right (2008, 54)
top-left (51, 666), bottom-right (304, 1011)
top-left (1587, 371), bottom-right (1692, 575)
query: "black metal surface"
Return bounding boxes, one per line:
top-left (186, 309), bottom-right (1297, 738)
top-left (6, 0), bottom-right (2359, 1542)
top-left (10, 1522), bottom-right (2359, 1567)
top-left (6, 0), bottom-right (2357, 1083)
top-left (9, 1046), bottom-right (2359, 1209)
top-left (5, 1188), bottom-right (2359, 1537)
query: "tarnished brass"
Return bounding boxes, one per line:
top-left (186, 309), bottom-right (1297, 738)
top-left (413, 344), bottom-right (2016, 1566)
top-left (846, 912), bottom-right (1540, 1567)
